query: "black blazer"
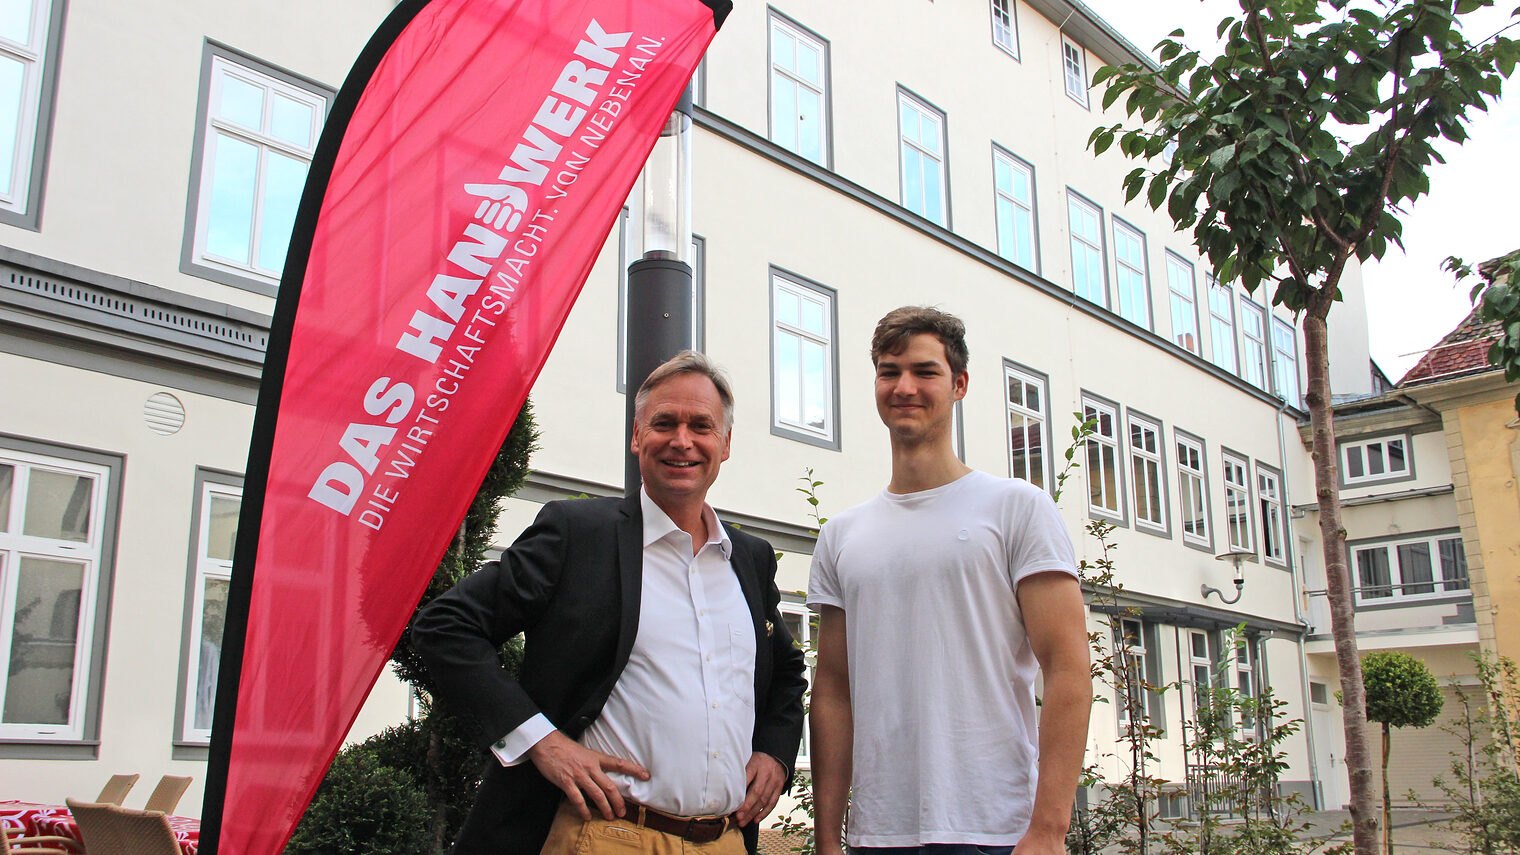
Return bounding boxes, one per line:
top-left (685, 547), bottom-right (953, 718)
top-left (412, 495), bottom-right (808, 855)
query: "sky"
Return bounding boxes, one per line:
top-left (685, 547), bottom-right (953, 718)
top-left (1078, 0), bottom-right (1520, 381)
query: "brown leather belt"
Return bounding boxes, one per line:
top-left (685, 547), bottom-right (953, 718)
top-left (626, 802), bottom-right (736, 844)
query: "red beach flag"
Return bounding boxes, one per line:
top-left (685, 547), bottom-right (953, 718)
top-left (200, 2), bottom-right (730, 853)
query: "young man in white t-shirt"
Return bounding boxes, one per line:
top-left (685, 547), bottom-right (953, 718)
top-left (808, 307), bottom-right (1091, 855)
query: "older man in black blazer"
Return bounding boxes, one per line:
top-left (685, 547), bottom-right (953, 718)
top-left (413, 351), bottom-right (807, 855)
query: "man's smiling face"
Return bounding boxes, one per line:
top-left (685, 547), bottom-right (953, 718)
top-left (632, 372), bottom-right (732, 511)
top-left (873, 332), bottom-right (967, 444)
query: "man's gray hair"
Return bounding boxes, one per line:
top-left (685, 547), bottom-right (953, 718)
top-left (633, 350), bottom-right (735, 433)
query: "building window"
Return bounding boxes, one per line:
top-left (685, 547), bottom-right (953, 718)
top-left (992, 147), bottom-right (1037, 272)
top-left (0, 445), bottom-right (116, 743)
top-left (1206, 275), bottom-right (1237, 373)
top-left (1271, 317), bottom-right (1301, 407)
top-left (771, 270), bottom-right (838, 448)
top-left (1341, 435), bottom-right (1412, 486)
top-left (779, 602), bottom-right (818, 763)
top-left (0, 0), bottom-right (62, 228)
top-left (990, 0), bottom-right (1019, 58)
top-left (1112, 218), bottom-right (1151, 327)
top-left (1114, 618), bottom-right (1163, 731)
top-left (897, 89), bottom-right (948, 226)
top-left (1083, 394), bottom-right (1124, 523)
top-left (1188, 629), bottom-right (1217, 717)
top-left (1239, 298), bottom-right (1268, 389)
top-left (1255, 464), bottom-right (1285, 565)
top-left (1354, 533), bottom-right (1469, 604)
top-left (1115, 617), bottom-right (1147, 726)
top-left (1067, 191), bottom-right (1107, 306)
top-left (1005, 362), bottom-right (1050, 490)
top-left (1222, 451), bottom-right (1252, 554)
top-left (180, 477), bottom-right (241, 745)
top-left (768, 13), bottom-right (830, 166)
top-left (1128, 413), bottom-right (1167, 535)
top-left (1166, 252), bottom-right (1200, 354)
top-left (1062, 37), bottom-right (1088, 106)
top-left (184, 47), bottom-right (331, 294)
top-left (1234, 636), bottom-right (1259, 738)
top-left (1176, 432), bottom-right (1211, 549)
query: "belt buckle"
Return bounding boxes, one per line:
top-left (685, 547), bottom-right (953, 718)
top-left (686, 816), bottom-right (724, 843)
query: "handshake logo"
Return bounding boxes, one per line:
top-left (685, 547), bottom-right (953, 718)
top-left (464, 182), bottom-right (531, 232)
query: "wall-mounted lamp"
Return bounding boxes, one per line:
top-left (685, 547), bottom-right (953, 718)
top-left (1202, 549), bottom-right (1254, 605)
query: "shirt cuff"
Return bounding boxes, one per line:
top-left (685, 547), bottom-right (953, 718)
top-left (490, 713), bottom-right (556, 767)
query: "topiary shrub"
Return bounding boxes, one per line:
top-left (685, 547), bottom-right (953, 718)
top-left (285, 745), bottom-right (431, 855)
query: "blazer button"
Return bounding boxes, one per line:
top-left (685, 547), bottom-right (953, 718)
top-left (573, 715), bottom-right (592, 729)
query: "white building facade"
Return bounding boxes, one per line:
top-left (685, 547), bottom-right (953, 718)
top-left (0, 0), bottom-right (1380, 821)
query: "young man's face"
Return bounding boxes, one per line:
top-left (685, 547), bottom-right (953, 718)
top-left (631, 372), bottom-right (732, 509)
top-left (873, 332), bottom-right (967, 443)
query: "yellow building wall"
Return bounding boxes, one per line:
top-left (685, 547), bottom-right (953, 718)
top-left (1454, 398), bottom-right (1520, 663)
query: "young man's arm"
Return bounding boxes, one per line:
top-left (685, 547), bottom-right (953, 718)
top-left (810, 604), bottom-right (852, 855)
top-left (1015, 571), bottom-right (1092, 855)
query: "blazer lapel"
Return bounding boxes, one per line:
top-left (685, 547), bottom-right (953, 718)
top-left (723, 523), bottom-right (767, 639)
top-left (610, 494), bottom-right (644, 678)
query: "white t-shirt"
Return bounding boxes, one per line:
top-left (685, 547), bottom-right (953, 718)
top-left (807, 470), bottom-right (1077, 846)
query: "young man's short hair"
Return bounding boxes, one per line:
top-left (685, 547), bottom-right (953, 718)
top-left (634, 349), bottom-right (736, 433)
top-left (870, 306), bottom-right (969, 377)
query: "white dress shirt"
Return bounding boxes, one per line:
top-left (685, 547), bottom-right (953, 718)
top-left (493, 490), bottom-right (757, 817)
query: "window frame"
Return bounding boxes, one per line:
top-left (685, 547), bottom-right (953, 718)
top-left (1066, 190), bottom-right (1108, 307)
top-left (1221, 449), bottom-right (1255, 557)
top-left (991, 145), bottom-right (1039, 273)
top-left (1082, 392), bottom-right (1127, 526)
top-left (1175, 429), bottom-right (1213, 552)
top-left (1351, 530), bottom-right (1470, 606)
top-left (1206, 274), bottom-right (1237, 373)
top-left (180, 43), bottom-right (335, 297)
top-left (1113, 617), bottom-right (1165, 734)
top-left (766, 10), bottom-right (832, 168)
top-left (1165, 251), bottom-right (1201, 355)
top-left (778, 601), bottom-right (818, 766)
top-left (989, 0), bottom-right (1021, 59)
top-left (1270, 316), bottom-right (1301, 408)
top-left (1238, 297), bottom-right (1269, 389)
top-left (0, 436), bottom-right (123, 754)
top-left (1126, 410), bottom-right (1170, 537)
top-left (1004, 360), bottom-right (1053, 492)
top-left (895, 87), bottom-right (950, 227)
top-left (0, 0), bottom-right (65, 229)
top-left (174, 471), bottom-right (244, 752)
top-left (1111, 216), bottom-right (1152, 328)
top-left (1061, 36), bottom-right (1088, 107)
top-left (769, 267), bottom-right (840, 450)
top-left (1254, 462), bottom-right (1286, 568)
top-left (1339, 433), bottom-right (1415, 488)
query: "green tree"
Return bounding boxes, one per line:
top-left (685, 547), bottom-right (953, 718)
top-left (1363, 651), bottom-right (1444, 855)
top-left (289, 403), bottom-right (538, 853)
top-left (1087, 3), bottom-right (1519, 852)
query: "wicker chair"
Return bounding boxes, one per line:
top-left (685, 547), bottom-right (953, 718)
top-left (141, 776), bottom-right (192, 815)
top-left (94, 774), bottom-right (139, 806)
top-left (66, 799), bottom-right (180, 855)
top-left (1, 826), bottom-right (78, 855)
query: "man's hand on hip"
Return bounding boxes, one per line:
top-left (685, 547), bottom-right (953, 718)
top-left (734, 752), bottom-right (785, 827)
top-left (527, 730), bottom-right (650, 821)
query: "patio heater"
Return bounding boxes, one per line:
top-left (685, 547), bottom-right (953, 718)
top-left (624, 86), bottom-right (695, 495)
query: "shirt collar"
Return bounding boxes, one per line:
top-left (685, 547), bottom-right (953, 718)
top-left (640, 488), bottom-right (732, 559)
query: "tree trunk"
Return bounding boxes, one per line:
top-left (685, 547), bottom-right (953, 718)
top-left (1302, 309), bottom-right (1378, 855)
top-left (1382, 722), bottom-right (1392, 855)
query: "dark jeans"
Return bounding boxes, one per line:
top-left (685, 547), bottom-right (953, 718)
top-left (857, 839), bottom-right (1009, 845)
